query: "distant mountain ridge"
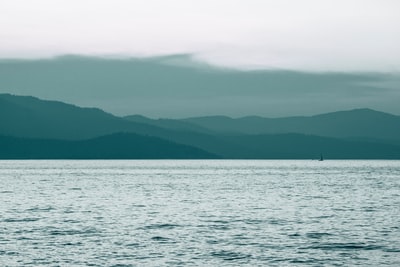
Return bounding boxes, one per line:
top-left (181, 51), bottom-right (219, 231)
top-left (0, 93), bottom-right (167, 140)
top-left (124, 114), bottom-right (214, 134)
top-left (181, 108), bottom-right (400, 141)
top-left (1, 93), bottom-right (400, 159)
top-left (0, 133), bottom-right (217, 159)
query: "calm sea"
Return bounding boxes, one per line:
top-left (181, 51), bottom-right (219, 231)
top-left (1, 160), bottom-right (399, 266)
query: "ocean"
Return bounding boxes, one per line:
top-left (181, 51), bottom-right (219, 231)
top-left (1, 160), bottom-right (399, 266)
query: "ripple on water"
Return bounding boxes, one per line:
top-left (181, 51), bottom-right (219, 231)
top-left (0, 160), bottom-right (399, 266)
top-left (48, 227), bottom-right (99, 236)
top-left (303, 242), bottom-right (385, 251)
top-left (3, 218), bottom-right (40, 223)
top-left (140, 223), bottom-right (181, 230)
top-left (210, 250), bottom-right (252, 261)
top-left (305, 232), bottom-right (333, 239)
top-left (150, 236), bottom-right (174, 243)
top-left (26, 206), bottom-right (55, 212)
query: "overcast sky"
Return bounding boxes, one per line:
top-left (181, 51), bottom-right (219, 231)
top-left (1, 0), bottom-right (399, 72)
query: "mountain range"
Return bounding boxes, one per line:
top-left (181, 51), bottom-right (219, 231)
top-left (1, 93), bottom-right (400, 159)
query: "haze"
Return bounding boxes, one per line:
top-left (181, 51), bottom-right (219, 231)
top-left (1, 0), bottom-right (399, 72)
top-left (1, 56), bottom-right (400, 118)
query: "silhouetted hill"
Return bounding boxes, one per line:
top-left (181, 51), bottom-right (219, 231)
top-left (0, 94), bottom-right (249, 157)
top-left (0, 93), bottom-right (172, 140)
top-left (225, 133), bottom-right (400, 159)
top-left (124, 115), bottom-right (214, 134)
top-left (182, 109), bottom-right (400, 143)
top-left (0, 133), bottom-right (217, 159)
top-left (2, 93), bottom-right (400, 159)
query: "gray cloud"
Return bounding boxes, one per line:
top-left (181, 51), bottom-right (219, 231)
top-left (0, 0), bottom-right (399, 71)
top-left (0, 56), bottom-right (399, 117)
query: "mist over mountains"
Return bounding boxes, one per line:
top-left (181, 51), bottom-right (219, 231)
top-left (1, 56), bottom-right (400, 118)
top-left (1, 93), bottom-right (400, 159)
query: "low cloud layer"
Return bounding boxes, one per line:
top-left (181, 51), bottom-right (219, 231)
top-left (1, 0), bottom-right (399, 72)
top-left (1, 56), bottom-right (399, 117)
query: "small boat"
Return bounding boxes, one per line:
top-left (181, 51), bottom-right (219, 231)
top-left (319, 154), bottom-right (324, 161)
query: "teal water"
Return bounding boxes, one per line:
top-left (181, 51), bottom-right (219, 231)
top-left (1, 160), bottom-right (400, 266)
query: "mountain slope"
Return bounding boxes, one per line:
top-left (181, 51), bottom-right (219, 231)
top-left (0, 133), bottom-right (217, 159)
top-left (124, 115), bottom-right (214, 134)
top-left (0, 94), bottom-right (172, 140)
top-left (0, 94), bottom-right (245, 156)
top-left (225, 133), bottom-right (400, 159)
top-left (2, 93), bottom-right (400, 159)
top-left (182, 109), bottom-right (400, 142)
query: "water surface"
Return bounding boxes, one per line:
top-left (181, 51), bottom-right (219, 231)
top-left (1, 160), bottom-right (399, 266)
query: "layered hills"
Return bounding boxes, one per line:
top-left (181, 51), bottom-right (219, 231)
top-left (1, 93), bottom-right (400, 159)
top-left (0, 133), bottom-right (216, 159)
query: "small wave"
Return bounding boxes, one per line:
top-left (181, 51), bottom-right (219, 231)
top-left (48, 227), bottom-right (98, 236)
top-left (69, 187), bottom-right (82, 191)
top-left (151, 236), bottom-right (174, 243)
top-left (3, 251), bottom-right (19, 256)
top-left (4, 218), bottom-right (40, 223)
top-left (306, 232), bottom-right (333, 239)
top-left (206, 239), bottom-right (220, 245)
top-left (210, 250), bottom-right (252, 261)
top-left (16, 237), bottom-right (33, 241)
top-left (383, 248), bottom-right (400, 253)
top-left (203, 219), bottom-right (230, 224)
top-left (110, 264), bottom-right (134, 267)
top-left (267, 218), bottom-right (288, 225)
top-left (311, 215), bottom-right (334, 219)
top-left (200, 220), bottom-right (231, 230)
top-left (232, 233), bottom-right (251, 240)
top-left (289, 258), bottom-right (327, 264)
top-left (131, 204), bottom-right (146, 208)
top-left (242, 219), bottom-right (264, 225)
top-left (288, 233), bottom-right (301, 237)
top-left (125, 242), bottom-right (140, 247)
top-left (311, 195), bottom-right (330, 199)
top-left (303, 242), bottom-right (384, 251)
top-left (26, 207), bottom-right (54, 212)
top-left (140, 223), bottom-right (181, 230)
top-left (207, 225), bottom-right (230, 231)
top-left (63, 209), bottom-right (74, 214)
top-left (62, 219), bottom-right (80, 223)
top-left (62, 241), bottom-right (83, 246)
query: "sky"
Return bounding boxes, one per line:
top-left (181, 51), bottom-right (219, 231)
top-left (0, 1), bottom-right (399, 117)
top-left (1, 0), bottom-right (400, 72)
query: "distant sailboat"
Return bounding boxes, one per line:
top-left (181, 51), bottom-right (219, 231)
top-left (319, 154), bottom-right (324, 161)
